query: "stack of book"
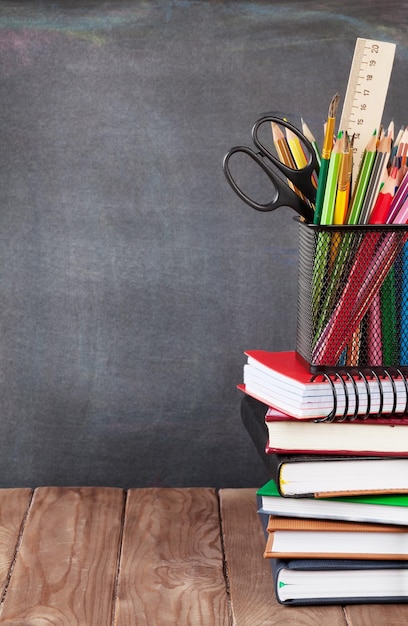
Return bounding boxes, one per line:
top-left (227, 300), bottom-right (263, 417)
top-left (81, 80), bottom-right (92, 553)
top-left (240, 350), bottom-right (408, 606)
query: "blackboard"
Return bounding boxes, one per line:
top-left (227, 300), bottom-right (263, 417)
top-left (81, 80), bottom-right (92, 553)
top-left (0, 0), bottom-right (407, 488)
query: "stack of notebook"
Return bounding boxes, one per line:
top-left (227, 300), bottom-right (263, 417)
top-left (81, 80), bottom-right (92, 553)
top-left (240, 352), bottom-right (408, 606)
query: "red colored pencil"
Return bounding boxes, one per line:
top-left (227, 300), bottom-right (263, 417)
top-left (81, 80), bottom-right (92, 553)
top-left (369, 167), bottom-right (399, 224)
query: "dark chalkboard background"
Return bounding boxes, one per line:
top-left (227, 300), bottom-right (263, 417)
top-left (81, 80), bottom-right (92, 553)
top-left (0, 1), bottom-right (407, 488)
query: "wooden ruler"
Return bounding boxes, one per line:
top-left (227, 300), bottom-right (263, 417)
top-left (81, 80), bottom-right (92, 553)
top-left (339, 38), bottom-right (396, 189)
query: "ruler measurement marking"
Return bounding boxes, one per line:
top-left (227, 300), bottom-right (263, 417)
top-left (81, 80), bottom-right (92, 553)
top-left (339, 38), bottom-right (396, 189)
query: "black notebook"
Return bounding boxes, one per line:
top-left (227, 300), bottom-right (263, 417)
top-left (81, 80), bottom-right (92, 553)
top-left (241, 395), bottom-right (408, 497)
top-left (270, 558), bottom-right (408, 606)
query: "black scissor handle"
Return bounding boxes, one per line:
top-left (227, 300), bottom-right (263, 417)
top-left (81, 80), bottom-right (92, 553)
top-left (222, 145), bottom-right (314, 222)
top-left (252, 115), bottom-right (318, 204)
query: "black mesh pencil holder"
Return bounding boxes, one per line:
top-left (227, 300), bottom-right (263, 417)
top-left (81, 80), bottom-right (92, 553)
top-left (296, 220), bottom-right (408, 375)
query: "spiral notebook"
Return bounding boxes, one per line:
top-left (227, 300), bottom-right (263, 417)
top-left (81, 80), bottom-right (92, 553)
top-left (242, 350), bottom-right (408, 420)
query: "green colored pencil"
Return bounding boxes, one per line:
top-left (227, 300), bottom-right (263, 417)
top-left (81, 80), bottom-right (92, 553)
top-left (320, 133), bottom-right (343, 225)
top-left (313, 93), bottom-right (340, 225)
top-left (347, 132), bottom-right (377, 224)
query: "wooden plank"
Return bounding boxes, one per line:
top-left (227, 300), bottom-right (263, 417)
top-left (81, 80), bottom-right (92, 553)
top-left (345, 603), bottom-right (408, 625)
top-left (0, 486), bottom-right (125, 625)
top-left (114, 487), bottom-right (229, 626)
top-left (220, 488), bottom-right (347, 626)
top-left (0, 488), bottom-right (32, 601)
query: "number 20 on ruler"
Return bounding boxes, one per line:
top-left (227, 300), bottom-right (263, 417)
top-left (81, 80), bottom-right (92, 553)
top-left (339, 38), bottom-right (396, 186)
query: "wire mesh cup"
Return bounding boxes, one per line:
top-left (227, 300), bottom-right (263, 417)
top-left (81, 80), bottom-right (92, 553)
top-left (296, 221), bottom-right (408, 372)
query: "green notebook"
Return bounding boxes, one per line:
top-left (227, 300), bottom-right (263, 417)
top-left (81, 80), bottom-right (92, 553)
top-left (257, 480), bottom-right (408, 526)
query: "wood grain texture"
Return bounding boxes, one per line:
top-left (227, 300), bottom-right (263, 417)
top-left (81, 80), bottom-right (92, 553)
top-left (346, 603), bottom-right (408, 626)
top-left (0, 486), bottom-right (406, 625)
top-left (219, 488), bottom-right (348, 626)
top-left (0, 486), bottom-right (125, 625)
top-left (114, 487), bottom-right (229, 626)
top-left (0, 489), bottom-right (32, 601)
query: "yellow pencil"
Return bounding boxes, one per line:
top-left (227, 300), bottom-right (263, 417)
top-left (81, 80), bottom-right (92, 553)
top-left (286, 126), bottom-right (308, 169)
top-left (271, 122), bottom-right (304, 199)
top-left (333, 137), bottom-right (351, 225)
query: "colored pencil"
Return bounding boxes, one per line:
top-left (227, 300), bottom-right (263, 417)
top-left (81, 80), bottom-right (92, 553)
top-left (386, 170), bottom-right (408, 224)
top-left (271, 121), bottom-right (295, 168)
top-left (346, 132), bottom-right (378, 224)
top-left (367, 292), bottom-right (383, 366)
top-left (320, 132), bottom-right (343, 225)
top-left (312, 231), bottom-right (403, 365)
top-left (358, 135), bottom-right (392, 224)
top-left (333, 136), bottom-right (352, 224)
top-left (369, 166), bottom-right (399, 224)
top-left (301, 117), bottom-right (321, 167)
top-left (286, 126), bottom-right (308, 170)
top-left (380, 267), bottom-right (398, 366)
top-left (313, 93), bottom-right (340, 224)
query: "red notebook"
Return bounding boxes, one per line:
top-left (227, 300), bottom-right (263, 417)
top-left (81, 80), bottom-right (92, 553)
top-left (263, 405), bottom-right (408, 457)
top-left (241, 392), bottom-right (408, 497)
top-left (241, 350), bottom-right (408, 420)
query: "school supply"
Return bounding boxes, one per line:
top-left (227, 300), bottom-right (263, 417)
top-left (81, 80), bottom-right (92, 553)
top-left (270, 558), bottom-right (408, 605)
top-left (263, 515), bottom-right (408, 560)
top-left (257, 480), bottom-right (408, 526)
top-left (241, 350), bottom-right (408, 420)
top-left (267, 452), bottom-right (408, 498)
top-left (241, 395), bottom-right (408, 497)
top-left (297, 222), bottom-right (408, 370)
top-left (222, 115), bottom-right (318, 221)
top-left (313, 93), bottom-right (340, 224)
top-left (262, 407), bottom-right (408, 457)
top-left (223, 36), bottom-right (408, 609)
top-left (338, 38), bottom-right (396, 189)
top-left (301, 117), bottom-right (321, 167)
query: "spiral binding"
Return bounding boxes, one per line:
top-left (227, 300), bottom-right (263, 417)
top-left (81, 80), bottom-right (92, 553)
top-left (310, 367), bottom-right (408, 422)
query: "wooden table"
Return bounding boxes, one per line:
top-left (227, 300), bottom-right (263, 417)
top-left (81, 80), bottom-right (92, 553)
top-left (0, 487), bottom-right (406, 624)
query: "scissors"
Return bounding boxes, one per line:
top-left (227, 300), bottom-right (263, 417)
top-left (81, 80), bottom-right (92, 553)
top-left (223, 115), bottom-right (319, 222)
